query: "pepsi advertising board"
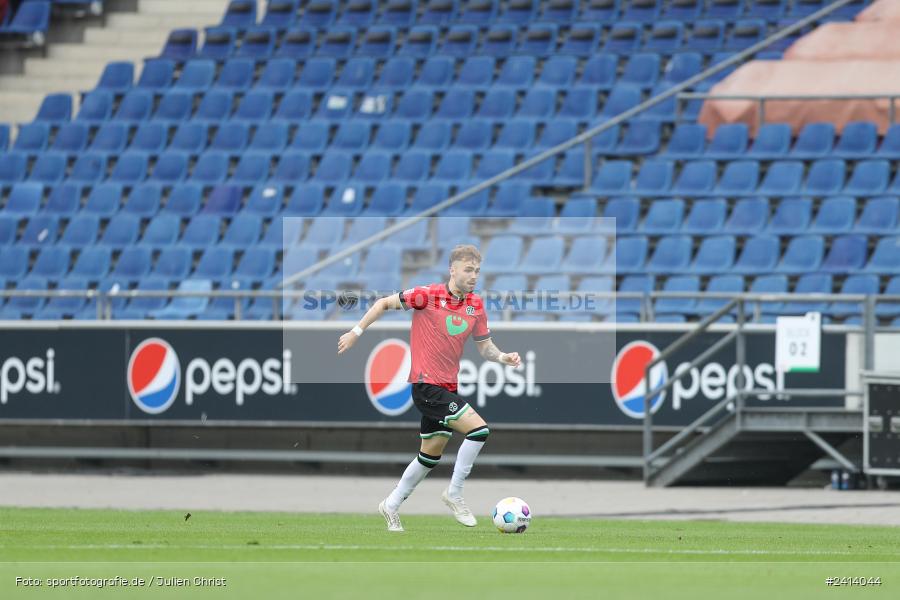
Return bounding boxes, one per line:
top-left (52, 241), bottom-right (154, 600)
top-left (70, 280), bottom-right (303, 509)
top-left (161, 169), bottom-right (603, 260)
top-left (0, 326), bottom-right (845, 427)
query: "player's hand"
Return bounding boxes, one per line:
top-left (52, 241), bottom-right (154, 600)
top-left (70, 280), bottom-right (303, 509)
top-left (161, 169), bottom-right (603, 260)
top-left (500, 352), bottom-right (521, 367)
top-left (337, 331), bottom-right (359, 355)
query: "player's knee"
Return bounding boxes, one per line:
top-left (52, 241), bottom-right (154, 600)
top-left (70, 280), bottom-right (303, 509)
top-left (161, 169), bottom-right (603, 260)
top-left (416, 451), bottom-right (441, 469)
top-left (465, 425), bottom-right (490, 443)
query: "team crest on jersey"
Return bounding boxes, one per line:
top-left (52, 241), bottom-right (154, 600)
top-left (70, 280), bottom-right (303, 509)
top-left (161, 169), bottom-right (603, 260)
top-left (449, 402), bottom-right (458, 412)
top-left (440, 299), bottom-right (447, 308)
top-left (466, 306), bottom-right (475, 315)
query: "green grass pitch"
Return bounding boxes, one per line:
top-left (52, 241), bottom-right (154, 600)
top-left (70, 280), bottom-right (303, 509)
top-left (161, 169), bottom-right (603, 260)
top-left (2, 507), bottom-right (898, 599)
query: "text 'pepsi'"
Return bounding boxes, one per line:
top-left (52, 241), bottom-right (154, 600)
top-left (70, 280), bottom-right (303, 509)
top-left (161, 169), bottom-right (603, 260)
top-left (0, 349), bottom-right (59, 404)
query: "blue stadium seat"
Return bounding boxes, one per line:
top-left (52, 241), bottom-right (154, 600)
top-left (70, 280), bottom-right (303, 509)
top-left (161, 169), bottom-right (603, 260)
top-left (692, 235), bottom-right (736, 275)
top-left (561, 236), bottom-right (606, 274)
top-left (110, 246), bottom-right (152, 281)
top-left (643, 199), bottom-right (684, 234)
top-left (299, 0), bottom-right (337, 27)
top-left (843, 160), bottom-right (889, 197)
top-left (435, 89), bottom-right (475, 120)
top-left (50, 122), bottom-right (88, 153)
top-left (655, 275), bottom-right (700, 318)
top-left (497, 120), bottom-right (536, 150)
top-left (125, 184), bottom-right (162, 218)
top-left (694, 273), bottom-right (744, 317)
top-left (181, 215), bottom-right (221, 249)
top-left (616, 122), bottom-right (661, 156)
top-left (481, 24), bottom-right (517, 57)
top-left (34, 94), bottom-right (72, 124)
top-left (152, 152), bottom-right (189, 184)
top-left (756, 161), bottom-right (802, 196)
top-left (151, 279), bottom-right (213, 320)
top-left (856, 196), bottom-right (899, 235)
top-left (237, 28), bottom-right (276, 60)
top-left (603, 21), bottom-right (642, 52)
top-left (518, 237), bottom-right (565, 274)
top-left (601, 85), bottom-right (642, 119)
top-left (829, 274), bottom-right (880, 319)
top-left (381, 0), bottom-right (418, 26)
top-left (705, 123), bottom-right (749, 160)
top-left (682, 199), bottom-right (727, 234)
top-left (198, 27), bottom-right (234, 61)
top-left (76, 90), bottom-right (113, 124)
top-left (194, 247), bottom-right (234, 281)
top-left (235, 247), bottom-right (275, 282)
top-left (150, 246), bottom-right (192, 281)
top-left (610, 236), bottom-right (648, 274)
top-left (602, 197), bottom-right (640, 233)
top-left (209, 122), bottom-right (246, 153)
top-left (375, 57), bottom-right (414, 90)
top-left (281, 184), bottom-right (323, 217)
top-left (876, 124), bottom-right (900, 159)
top-left (663, 123), bottom-right (706, 158)
top-left (163, 184), bottom-right (202, 217)
top-left (6, 183), bottom-right (43, 215)
top-left (114, 90), bottom-right (153, 124)
top-left (0, 124), bottom-right (8, 151)
top-left (322, 185), bottom-right (364, 215)
top-left (14, 123), bottom-right (49, 154)
top-left (864, 236), bottom-right (900, 274)
top-left (302, 216), bottom-right (346, 252)
top-left (646, 235), bottom-right (692, 274)
top-left (663, 52), bottom-right (702, 84)
top-left (83, 183), bottom-right (122, 217)
top-left (0, 246), bottom-right (29, 279)
top-left (70, 153), bottom-right (107, 184)
top-left (433, 151), bottom-right (471, 181)
top-left (400, 24), bottom-right (438, 56)
top-left (833, 121), bottom-right (878, 159)
top-left (154, 91), bottom-right (192, 123)
top-left (277, 28), bottom-right (314, 59)
top-left (140, 213), bottom-right (180, 249)
top-left (30, 246), bottom-right (69, 280)
top-left (536, 119), bottom-right (578, 150)
top-left (441, 24), bottom-right (478, 56)
top-left (621, 53), bottom-right (660, 89)
top-left (229, 153), bottom-right (271, 186)
top-left (5, 276), bottom-right (48, 317)
top-left (803, 159), bottom-right (845, 196)
top-left (45, 183), bottom-right (80, 217)
top-left (767, 198), bottom-right (812, 235)
top-left (820, 235), bottom-right (868, 274)
top-left (91, 122), bottom-right (130, 155)
top-left (810, 196), bottom-right (856, 234)
top-left (29, 153), bottom-right (65, 184)
top-left (671, 160), bottom-right (716, 196)
top-left (248, 122), bottom-right (288, 153)
top-left (254, 57), bottom-right (295, 90)
top-left (137, 59), bottom-right (174, 91)
top-left (632, 159), bottom-right (674, 196)
top-left (775, 235), bottom-right (824, 274)
top-left (263, 0), bottom-right (298, 30)
top-left (615, 274), bottom-right (653, 317)
top-left (726, 19), bottom-right (765, 50)
top-left (723, 198), bottom-right (769, 235)
top-left (481, 235), bottom-right (523, 274)
top-left (877, 277), bottom-right (900, 318)
top-left (688, 19), bottom-right (724, 53)
top-left (781, 274), bottom-right (832, 315)
top-left (733, 235), bottom-right (779, 274)
top-left (560, 23), bottom-right (601, 56)
top-left (646, 21), bottom-right (684, 53)
top-left (59, 215), bottom-right (99, 248)
top-left (220, 0), bottom-right (257, 28)
top-left (215, 59), bottom-right (254, 91)
top-left (42, 276), bottom-right (89, 318)
top-left (790, 122), bottom-right (835, 159)
top-left (202, 186), bottom-right (242, 216)
top-left (99, 213), bottom-right (140, 249)
top-left (591, 160), bottom-right (632, 195)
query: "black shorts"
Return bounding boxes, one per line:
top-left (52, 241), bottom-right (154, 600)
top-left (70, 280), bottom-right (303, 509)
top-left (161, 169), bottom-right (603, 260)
top-left (412, 383), bottom-right (471, 439)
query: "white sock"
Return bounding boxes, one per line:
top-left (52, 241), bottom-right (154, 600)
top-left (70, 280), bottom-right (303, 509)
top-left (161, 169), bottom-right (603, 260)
top-left (448, 438), bottom-right (487, 498)
top-left (385, 453), bottom-right (438, 512)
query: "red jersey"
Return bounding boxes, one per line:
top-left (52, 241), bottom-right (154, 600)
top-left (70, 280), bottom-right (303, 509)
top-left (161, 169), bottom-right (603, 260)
top-left (399, 283), bottom-right (491, 391)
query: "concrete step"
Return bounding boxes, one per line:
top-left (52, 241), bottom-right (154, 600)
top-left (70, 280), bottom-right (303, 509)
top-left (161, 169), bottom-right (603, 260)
top-left (0, 91), bottom-right (59, 124)
top-left (104, 13), bottom-right (223, 31)
top-left (137, 0), bottom-right (231, 15)
top-left (24, 58), bottom-right (123, 78)
top-left (83, 28), bottom-right (170, 46)
top-left (0, 76), bottom-right (96, 93)
top-left (47, 44), bottom-right (160, 62)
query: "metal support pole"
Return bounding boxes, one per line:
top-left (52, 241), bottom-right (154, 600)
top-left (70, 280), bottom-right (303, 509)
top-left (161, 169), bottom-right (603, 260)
top-left (864, 295), bottom-right (876, 371)
top-left (736, 299), bottom-right (746, 413)
top-left (583, 138), bottom-right (593, 191)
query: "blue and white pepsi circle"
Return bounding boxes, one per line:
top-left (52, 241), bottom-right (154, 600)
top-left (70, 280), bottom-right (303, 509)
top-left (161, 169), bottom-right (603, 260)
top-left (365, 338), bottom-right (413, 416)
top-left (127, 338), bottom-right (181, 415)
top-left (610, 340), bottom-right (668, 419)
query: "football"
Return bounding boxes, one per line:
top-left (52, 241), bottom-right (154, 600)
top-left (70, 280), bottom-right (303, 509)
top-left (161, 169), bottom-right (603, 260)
top-left (492, 497), bottom-right (532, 533)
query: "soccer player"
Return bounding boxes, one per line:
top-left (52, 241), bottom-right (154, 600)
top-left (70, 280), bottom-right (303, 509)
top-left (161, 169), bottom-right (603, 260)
top-left (338, 244), bottom-right (521, 532)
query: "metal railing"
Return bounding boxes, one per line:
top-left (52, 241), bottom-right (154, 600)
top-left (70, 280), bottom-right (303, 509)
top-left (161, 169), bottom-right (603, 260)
top-left (678, 92), bottom-right (900, 126)
top-left (277, 0), bottom-right (860, 291)
top-left (3, 289), bottom-right (899, 323)
top-left (642, 291), bottom-right (876, 483)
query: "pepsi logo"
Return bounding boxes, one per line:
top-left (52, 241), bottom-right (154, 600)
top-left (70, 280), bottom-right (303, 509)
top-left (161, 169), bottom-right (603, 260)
top-left (610, 341), bottom-right (668, 419)
top-left (365, 339), bottom-right (413, 416)
top-left (127, 338), bottom-right (180, 415)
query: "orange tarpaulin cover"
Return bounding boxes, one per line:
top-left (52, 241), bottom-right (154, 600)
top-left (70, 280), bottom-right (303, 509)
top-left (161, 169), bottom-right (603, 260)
top-left (698, 60), bottom-right (900, 137)
top-left (784, 22), bottom-right (900, 60)
top-left (856, 0), bottom-right (900, 21)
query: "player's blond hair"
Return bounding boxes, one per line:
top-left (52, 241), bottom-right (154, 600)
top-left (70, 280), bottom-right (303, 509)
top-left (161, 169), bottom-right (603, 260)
top-left (449, 244), bottom-right (482, 266)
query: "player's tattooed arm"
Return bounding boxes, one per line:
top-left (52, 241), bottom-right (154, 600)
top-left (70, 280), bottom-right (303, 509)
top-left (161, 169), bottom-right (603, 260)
top-left (476, 339), bottom-right (521, 367)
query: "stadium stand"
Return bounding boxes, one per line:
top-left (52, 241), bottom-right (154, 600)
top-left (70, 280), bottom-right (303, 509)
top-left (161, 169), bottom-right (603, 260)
top-left (0, 0), bottom-right (893, 323)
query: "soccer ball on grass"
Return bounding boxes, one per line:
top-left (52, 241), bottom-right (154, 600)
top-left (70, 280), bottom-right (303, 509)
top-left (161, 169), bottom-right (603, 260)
top-left (492, 497), bottom-right (531, 533)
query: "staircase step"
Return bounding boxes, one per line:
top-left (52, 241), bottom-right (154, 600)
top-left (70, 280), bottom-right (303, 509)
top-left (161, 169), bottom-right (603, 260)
top-left (83, 28), bottom-right (170, 46)
top-left (48, 44), bottom-right (161, 62)
top-left (0, 76), bottom-right (96, 93)
top-left (138, 0), bottom-right (230, 15)
top-left (105, 13), bottom-right (222, 30)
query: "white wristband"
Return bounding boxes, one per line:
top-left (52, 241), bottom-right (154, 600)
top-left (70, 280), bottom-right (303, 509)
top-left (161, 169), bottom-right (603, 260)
top-left (352, 325), bottom-right (364, 337)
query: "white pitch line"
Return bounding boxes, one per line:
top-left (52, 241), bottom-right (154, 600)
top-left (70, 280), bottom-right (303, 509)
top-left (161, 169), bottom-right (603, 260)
top-left (1, 544), bottom-right (893, 557)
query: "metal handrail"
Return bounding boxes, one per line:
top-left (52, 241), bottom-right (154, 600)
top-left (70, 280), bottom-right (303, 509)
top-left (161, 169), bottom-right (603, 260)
top-left (679, 92), bottom-right (900, 125)
top-left (278, 0), bottom-right (858, 290)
